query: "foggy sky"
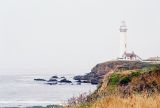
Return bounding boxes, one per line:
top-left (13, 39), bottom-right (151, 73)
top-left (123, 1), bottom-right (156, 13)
top-left (0, 0), bottom-right (160, 75)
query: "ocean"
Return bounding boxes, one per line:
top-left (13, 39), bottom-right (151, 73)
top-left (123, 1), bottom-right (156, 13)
top-left (0, 74), bottom-right (96, 107)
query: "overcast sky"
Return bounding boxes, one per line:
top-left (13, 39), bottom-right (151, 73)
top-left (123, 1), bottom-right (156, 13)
top-left (0, 0), bottom-right (160, 75)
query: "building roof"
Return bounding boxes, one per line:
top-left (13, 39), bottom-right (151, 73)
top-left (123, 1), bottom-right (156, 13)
top-left (123, 52), bottom-right (137, 58)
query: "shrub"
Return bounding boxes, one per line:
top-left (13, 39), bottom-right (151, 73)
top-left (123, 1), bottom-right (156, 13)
top-left (149, 65), bottom-right (160, 71)
top-left (109, 73), bottom-right (120, 85)
top-left (131, 71), bottom-right (141, 77)
top-left (119, 76), bottom-right (131, 85)
top-left (67, 93), bottom-right (88, 107)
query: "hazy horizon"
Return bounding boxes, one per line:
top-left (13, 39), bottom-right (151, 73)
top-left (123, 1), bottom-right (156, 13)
top-left (0, 0), bottom-right (160, 75)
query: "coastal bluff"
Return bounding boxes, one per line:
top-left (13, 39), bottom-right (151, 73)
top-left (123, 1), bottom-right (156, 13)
top-left (66, 61), bottom-right (160, 108)
top-left (74, 60), bottom-right (153, 84)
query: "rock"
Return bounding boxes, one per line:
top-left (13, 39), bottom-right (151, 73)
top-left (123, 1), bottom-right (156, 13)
top-left (76, 79), bottom-right (82, 83)
top-left (75, 79), bottom-right (81, 85)
top-left (51, 76), bottom-right (58, 79)
top-left (73, 75), bottom-right (82, 80)
top-left (46, 81), bottom-right (57, 85)
top-left (82, 80), bottom-right (90, 83)
top-left (91, 79), bottom-right (99, 85)
top-left (48, 78), bottom-right (57, 82)
top-left (74, 60), bottom-right (153, 85)
top-left (47, 105), bottom-right (62, 108)
top-left (59, 78), bottom-right (72, 83)
top-left (48, 76), bottom-right (58, 82)
top-left (34, 78), bottom-right (46, 81)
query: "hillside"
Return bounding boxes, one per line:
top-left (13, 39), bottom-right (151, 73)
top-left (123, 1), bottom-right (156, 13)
top-left (89, 63), bottom-right (160, 101)
top-left (74, 60), bottom-right (153, 84)
top-left (67, 61), bottom-right (160, 108)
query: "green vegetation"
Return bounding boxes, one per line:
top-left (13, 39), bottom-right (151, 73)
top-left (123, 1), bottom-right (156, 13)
top-left (148, 64), bottom-right (160, 71)
top-left (109, 73), bottom-right (120, 85)
top-left (66, 62), bottom-right (160, 108)
top-left (131, 71), bottom-right (141, 77)
top-left (130, 64), bottom-right (160, 77)
top-left (108, 64), bottom-right (160, 86)
top-left (119, 76), bottom-right (131, 85)
top-left (107, 85), bottom-right (117, 93)
top-left (109, 73), bottom-right (132, 86)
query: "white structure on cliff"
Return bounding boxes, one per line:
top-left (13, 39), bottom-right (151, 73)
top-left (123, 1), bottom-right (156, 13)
top-left (118, 21), bottom-right (141, 61)
top-left (119, 21), bottom-right (127, 57)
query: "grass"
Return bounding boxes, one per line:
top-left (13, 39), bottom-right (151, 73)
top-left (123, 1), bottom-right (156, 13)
top-left (91, 93), bottom-right (160, 108)
top-left (109, 73), bottom-right (120, 85)
top-left (131, 71), bottom-right (141, 77)
top-left (108, 73), bottom-right (132, 86)
top-left (66, 93), bottom-right (160, 108)
top-left (66, 64), bottom-right (160, 108)
top-left (108, 64), bottom-right (160, 86)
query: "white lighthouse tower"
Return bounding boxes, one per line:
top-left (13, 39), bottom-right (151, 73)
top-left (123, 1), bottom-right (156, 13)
top-left (119, 21), bottom-right (127, 58)
top-left (118, 21), bottom-right (141, 61)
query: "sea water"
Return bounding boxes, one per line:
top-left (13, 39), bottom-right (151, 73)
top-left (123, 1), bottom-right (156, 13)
top-left (0, 74), bottom-right (97, 107)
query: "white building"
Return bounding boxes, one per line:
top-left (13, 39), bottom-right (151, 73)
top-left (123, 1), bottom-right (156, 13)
top-left (119, 21), bottom-right (127, 57)
top-left (118, 21), bottom-right (141, 61)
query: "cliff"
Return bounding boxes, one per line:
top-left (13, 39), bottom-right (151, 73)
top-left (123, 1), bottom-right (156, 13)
top-left (89, 63), bottom-right (160, 101)
top-left (68, 61), bottom-right (160, 108)
top-left (74, 60), bottom-right (153, 84)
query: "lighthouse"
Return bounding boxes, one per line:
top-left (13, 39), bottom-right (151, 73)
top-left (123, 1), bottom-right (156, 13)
top-left (119, 21), bottom-right (127, 58)
top-left (118, 21), bottom-right (141, 61)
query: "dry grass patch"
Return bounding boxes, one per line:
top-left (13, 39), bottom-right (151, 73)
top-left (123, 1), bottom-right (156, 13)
top-left (91, 94), bottom-right (160, 108)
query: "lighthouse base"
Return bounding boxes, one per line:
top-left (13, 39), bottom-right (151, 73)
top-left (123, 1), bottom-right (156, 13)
top-left (118, 52), bottom-right (142, 61)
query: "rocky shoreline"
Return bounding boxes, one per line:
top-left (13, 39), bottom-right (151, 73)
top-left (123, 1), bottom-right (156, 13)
top-left (30, 60), bottom-right (157, 108)
top-left (73, 60), bottom-right (153, 85)
top-left (34, 75), bottom-right (98, 85)
top-left (34, 61), bottom-right (152, 86)
top-left (34, 75), bottom-right (74, 85)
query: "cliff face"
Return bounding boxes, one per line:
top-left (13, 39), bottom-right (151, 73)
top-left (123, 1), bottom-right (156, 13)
top-left (88, 63), bottom-right (160, 101)
top-left (68, 61), bottom-right (160, 108)
top-left (74, 60), bottom-right (152, 84)
top-left (91, 60), bottom-right (152, 75)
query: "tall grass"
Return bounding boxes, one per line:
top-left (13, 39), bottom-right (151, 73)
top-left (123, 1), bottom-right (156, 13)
top-left (65, 65), bottom-right (160, 108)
top-left (91, 93), bottom-right (160, 108)
top-left (65, 93), bottom-right (160, 108)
